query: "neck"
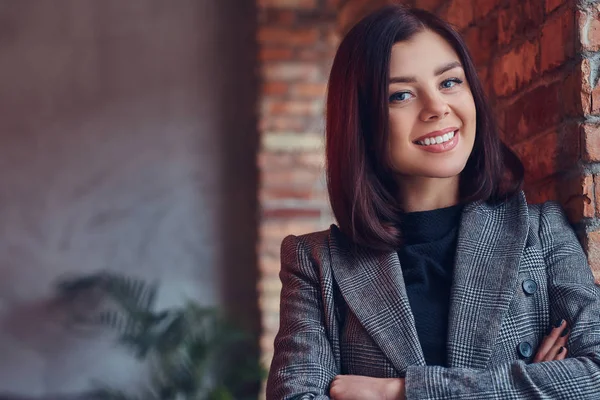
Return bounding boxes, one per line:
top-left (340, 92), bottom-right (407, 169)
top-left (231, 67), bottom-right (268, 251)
top-left (397, 176), bottom-right (460, 212)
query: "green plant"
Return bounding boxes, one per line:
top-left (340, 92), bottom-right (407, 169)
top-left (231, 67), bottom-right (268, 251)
top-left (56, 271), bottom-right (264, 400)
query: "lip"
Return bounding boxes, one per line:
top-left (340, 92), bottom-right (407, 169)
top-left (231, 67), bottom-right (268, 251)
top-left (413, 127), bottom-right (459, 143)
top-left (416, 129), bottom-right (460, 153)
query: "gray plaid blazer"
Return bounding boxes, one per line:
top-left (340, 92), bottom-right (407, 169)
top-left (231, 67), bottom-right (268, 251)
top-left (266, 191), bottom-right (600, 399)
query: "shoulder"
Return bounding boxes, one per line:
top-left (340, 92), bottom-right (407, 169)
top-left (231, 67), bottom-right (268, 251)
top-left (280, 227), bottom-right (334, 266)
top-left (523, 196), bottom-right (586, 260)
top-left (281, 228), bottom-right (331, 251)
top-left (525, 198), bottom-right (573, 233)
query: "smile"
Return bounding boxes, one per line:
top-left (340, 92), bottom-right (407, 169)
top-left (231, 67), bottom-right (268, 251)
top-left (415, 130), bottom-right (459, 153)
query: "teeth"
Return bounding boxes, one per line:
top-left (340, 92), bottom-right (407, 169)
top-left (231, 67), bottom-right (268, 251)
top-left (418, 130), bottom-right (456, 146)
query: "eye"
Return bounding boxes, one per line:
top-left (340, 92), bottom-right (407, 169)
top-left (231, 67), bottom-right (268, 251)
top-left (389, 91), bottom-right (413, 103)
top-left (441, 78), bottom-right (463, 89)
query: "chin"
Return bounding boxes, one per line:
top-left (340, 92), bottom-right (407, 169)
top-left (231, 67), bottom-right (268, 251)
top-left (416, 163), bottom-right (467, 179)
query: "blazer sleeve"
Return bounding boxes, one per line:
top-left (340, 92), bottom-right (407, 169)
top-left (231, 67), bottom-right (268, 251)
top-left (266, 234), bottom-right (338, 400)
top-left (404, 201), bottom-right (600, 399)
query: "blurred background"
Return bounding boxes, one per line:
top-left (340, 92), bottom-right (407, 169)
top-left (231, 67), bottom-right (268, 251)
top-left (0, 0), bottom-right (598, 399)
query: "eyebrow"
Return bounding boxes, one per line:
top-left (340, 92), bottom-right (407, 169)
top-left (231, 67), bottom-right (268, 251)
top-left (389, 61), bottom-right (463, 84)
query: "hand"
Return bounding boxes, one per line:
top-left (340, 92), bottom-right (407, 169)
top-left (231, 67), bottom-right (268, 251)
top-left (532, 319), bottom-right (569, 363)
top-left (330, 375), bottom-right (405, 400)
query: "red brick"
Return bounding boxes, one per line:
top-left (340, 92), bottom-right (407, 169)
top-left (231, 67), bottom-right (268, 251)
top-left (338, 0), bottom-right (396, 36)
top-left (495, 107), bottom-right (506, 133)
top-left (442, 0), bottom-right (474, 30)
top-left (261, 186), bottom-right (317, 201)
top-left (595, 175), bottom-right (600, 218)
top-left (260, 115), bottom-right (307, 132)
top-left (258, 0), bottom-right (318, 9)
top-left (581, 6), bottom-right (600, 52)
top-left (259, 237), bottom-right (281, 259)
top-left (259, 152), bottom-right (293, 170)
top-left (262, 167), bottom-right (321, 187)
top-left (259, 9), bottom-right (297, 25)
top-left (513, 133), bottom-right (555, 184)
top-left (540, 7), bottom-right (575, 73)
top-left (261, 220), bottom-right (323, 240)
top-left (560, 174), bottom-right (594, 223)
top-left (477, 66), bottom-right (491, 96)
top-left (415, 0), bottom-right (446, 13)
top-left (291, 82), bottom-right (327, 97)
top-left (523, 178), bottom-right (558, 204)
top-left (497, 7), bottom-right (518, 46)
top-left (262, 82), bottom-right (288, 96)
top-left (492, 40), bottom-right (539, 97)
top-left (559, 123), bottom-right (581, 170)
top-left (464, 17), bottom-right (498, 67)
top-left (546, 0), bottom-right (565, 13)
top-left (497, 0), bottom-right (545, 46)
top-left (473, 0), bottom-right (500, 19)
top-left (513, 126), bottom-right (579, 185)
top-left (478, 16), bottom-right (499, 58)
top-left (262, 62), bottom-right (321, 81)
top-left (582, 123), bottom-right (600, 162)
top-left (562, 65), bottom-right (589, 117)
top-left (260, 304), bottom-right (279, 325)
top-left (581, 57), bottom-right (593, 95)
top-left (262, 207), bottom-right (322, 220)
top-left (504, 82), bottom-right (561, 143)
top-left (584, 231), bottom-right (600, 281)
top-left (259, 48), bottom-right (294, 62)
top-left (258, 255), bottom-right (282, 275)
top-left (266, 99), bottom-right (323, 116)
top-left (464, 27), bottom-right (481, 63)
top-left (295, 152), bottom-right (325, 169)
top-left (257, 27), bottom-right (319, 46)
top-left (326, 0), bottom-right (344, 10)
top-left (296, 49), bottom-right (337, 62)
top-left (592, 86), bottom-right (600, 114)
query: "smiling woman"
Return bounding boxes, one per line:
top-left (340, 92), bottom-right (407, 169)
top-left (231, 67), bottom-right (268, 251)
top-left (266, 5), bottom-right (600, 400)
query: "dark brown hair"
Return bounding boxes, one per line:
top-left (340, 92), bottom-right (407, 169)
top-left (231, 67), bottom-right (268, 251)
top-left (325, 5), bottom-right (524, 251)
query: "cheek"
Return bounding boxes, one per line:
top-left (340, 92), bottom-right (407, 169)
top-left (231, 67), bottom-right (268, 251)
top-left (388, 111), bottom-right (415, 142)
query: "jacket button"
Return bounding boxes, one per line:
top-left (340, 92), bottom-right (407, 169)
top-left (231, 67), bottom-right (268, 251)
top-left (522, 279), bottom-right (537, 295)
top-left (518, 341), bottom-right (533, 358)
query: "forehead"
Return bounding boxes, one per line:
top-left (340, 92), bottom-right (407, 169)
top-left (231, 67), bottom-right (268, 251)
top-left (389, 30), bottom-right (461, 76)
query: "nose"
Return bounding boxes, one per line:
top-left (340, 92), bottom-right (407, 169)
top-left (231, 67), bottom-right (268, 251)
top-left (419, 91), bottom-right (450, 122)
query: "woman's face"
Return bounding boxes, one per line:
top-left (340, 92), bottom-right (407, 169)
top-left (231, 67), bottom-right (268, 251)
top-left (387, 29), bottom-right (476, 181)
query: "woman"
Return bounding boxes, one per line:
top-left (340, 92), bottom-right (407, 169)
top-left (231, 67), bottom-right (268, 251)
top-left (266, 5), bottom-right (600, 400)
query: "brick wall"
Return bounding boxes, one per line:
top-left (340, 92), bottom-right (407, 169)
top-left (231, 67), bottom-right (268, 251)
top-left (258, 0), bottom-right (600, 378)
top-left (257, 0), bottom-right (338, 370)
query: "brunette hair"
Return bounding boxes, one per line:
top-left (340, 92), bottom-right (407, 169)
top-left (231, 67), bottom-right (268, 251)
top-left (325, 5), bottom-right (524, 251)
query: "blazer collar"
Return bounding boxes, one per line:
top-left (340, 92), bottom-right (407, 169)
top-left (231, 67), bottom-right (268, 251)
top-left (328, 191), bottom-right (529, 372)
top-left (447, 192), bottom-right (528, 368)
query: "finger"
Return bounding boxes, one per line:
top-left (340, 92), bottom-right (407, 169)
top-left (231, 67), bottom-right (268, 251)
top-left (533, 320), bottom-right (567, 362)
top-left (542, 328), bottom-right (569, 362)
top-left (554, 346), bottom-right (568, 361)
top-left (534, 330), bottom-right (568, 363)
top-left (543, 344), bottom-right (567, 362)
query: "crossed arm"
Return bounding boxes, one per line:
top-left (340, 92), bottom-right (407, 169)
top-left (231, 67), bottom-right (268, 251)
top-left (266, 202), bottom-right (600, 399)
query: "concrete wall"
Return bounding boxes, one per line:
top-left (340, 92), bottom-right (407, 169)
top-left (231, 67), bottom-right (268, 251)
top-left (0, 0), bottom-right (258, 395)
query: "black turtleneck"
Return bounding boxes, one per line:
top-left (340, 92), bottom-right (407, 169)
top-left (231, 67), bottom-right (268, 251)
top-left (397, 203), bottom-right (464, 367)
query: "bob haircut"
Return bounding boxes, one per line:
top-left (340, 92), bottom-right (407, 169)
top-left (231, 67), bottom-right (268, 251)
top-left (325, 5), bottom-right (524, 252)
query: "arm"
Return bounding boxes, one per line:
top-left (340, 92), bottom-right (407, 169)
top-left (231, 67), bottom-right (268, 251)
top-left (404, 201), bottom-right (600, 399)
top-left (266, 235), bottom-right (338, 400)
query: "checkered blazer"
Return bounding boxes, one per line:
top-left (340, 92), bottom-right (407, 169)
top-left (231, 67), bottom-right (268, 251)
top-left (266, 191), bottom-right (600, 399)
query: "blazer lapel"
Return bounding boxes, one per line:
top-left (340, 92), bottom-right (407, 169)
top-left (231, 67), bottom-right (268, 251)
top-left (329, 226), bottom-right (426, 374)
top-left (447, 191), bottom-right (529, 369)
